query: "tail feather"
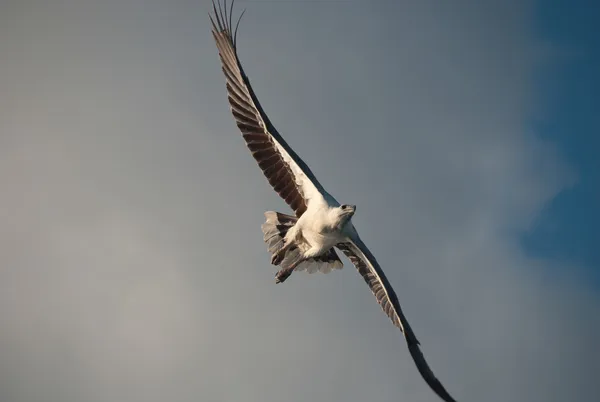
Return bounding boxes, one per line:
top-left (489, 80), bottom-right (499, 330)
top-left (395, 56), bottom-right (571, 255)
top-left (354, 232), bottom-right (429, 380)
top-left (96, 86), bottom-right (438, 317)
top-left (280, 246), bottom-right (303, 269)
top-left (261, 211), bottom-right (344, 274)
top-left (261, 211), bottom-right (297, 256)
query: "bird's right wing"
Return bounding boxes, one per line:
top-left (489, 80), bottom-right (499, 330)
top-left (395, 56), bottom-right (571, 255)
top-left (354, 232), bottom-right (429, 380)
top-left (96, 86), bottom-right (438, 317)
top-left (336, 233), bottom-right (458, 402)
top-left (210, 0), bottom-right (332, 217)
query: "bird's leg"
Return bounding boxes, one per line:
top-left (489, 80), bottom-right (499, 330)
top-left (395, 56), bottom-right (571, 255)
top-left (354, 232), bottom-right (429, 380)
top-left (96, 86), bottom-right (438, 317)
top-left (271, 226), bottom-right (300, 266)
top-left (275, 258), bottom-right (302, 284)
top-left (275, 245), bottom-right (319, 284)
top-left (271, 239), bottom-right (293, 266)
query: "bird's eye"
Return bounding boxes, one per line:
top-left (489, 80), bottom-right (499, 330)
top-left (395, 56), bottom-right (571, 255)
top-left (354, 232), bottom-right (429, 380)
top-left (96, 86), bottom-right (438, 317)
top-left (341, 204), bottom-right (348, 209)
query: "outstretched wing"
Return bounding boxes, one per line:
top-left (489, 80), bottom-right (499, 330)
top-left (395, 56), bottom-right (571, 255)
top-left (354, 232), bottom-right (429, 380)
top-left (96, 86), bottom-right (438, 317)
top-left (336, 235), bottom-right (458, 402)
top-left (210, 0), bottom-right (330, 217)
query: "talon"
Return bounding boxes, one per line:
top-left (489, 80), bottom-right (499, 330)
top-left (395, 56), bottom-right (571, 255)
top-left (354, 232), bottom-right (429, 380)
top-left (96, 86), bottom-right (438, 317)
top-left (271, 253), bottom-right (284, 266)
top-left (275, 269), bottom-right (292, 284)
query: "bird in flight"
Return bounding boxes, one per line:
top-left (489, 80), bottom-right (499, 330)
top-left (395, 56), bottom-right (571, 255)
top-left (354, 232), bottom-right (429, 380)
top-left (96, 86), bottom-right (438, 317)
top-left (209, 1), bottom-right (458, 401)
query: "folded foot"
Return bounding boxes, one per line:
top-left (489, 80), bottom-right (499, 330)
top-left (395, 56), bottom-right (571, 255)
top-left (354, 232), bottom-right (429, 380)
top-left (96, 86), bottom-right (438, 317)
top-left (271, 240), bottom-right (288, 266)
top-left (275, 268), bottom-right (293, 284)
top-left (271, 252), bottom-right (285, 266)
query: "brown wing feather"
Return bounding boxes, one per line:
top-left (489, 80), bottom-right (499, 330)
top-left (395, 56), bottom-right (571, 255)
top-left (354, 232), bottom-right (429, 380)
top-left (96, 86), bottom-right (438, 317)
top-left (210, 0), bottom-right (327, 217)
top-left (336, 238), bottom-right (458, 402)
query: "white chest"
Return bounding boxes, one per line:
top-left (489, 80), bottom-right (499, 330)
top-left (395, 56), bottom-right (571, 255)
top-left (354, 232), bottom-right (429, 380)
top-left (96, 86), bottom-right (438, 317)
top-left (295, 207), bottom-right (348, 252)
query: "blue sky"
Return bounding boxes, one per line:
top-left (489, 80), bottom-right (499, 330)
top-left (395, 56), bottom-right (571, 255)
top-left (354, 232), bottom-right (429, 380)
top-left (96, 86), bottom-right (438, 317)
top-left (522, 0), bottom-right (599, 284)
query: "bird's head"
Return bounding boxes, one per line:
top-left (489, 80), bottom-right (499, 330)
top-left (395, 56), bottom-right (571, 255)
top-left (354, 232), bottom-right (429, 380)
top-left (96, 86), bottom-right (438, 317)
top-left (334, 204), bottom-right (356, 228)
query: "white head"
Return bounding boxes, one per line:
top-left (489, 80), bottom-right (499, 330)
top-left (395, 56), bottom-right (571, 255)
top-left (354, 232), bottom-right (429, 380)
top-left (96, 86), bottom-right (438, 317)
top-left (334, 204), bottom-right (356, 229)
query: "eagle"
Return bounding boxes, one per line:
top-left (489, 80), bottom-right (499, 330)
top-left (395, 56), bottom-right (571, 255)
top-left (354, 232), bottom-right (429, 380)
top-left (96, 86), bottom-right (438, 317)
top-left (209, 2), bottom-right (458, 401)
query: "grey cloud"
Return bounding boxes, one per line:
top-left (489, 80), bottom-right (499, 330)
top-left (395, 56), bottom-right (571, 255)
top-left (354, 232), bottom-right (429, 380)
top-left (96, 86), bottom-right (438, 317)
top-left (1, 0), bottom-right (598, 401)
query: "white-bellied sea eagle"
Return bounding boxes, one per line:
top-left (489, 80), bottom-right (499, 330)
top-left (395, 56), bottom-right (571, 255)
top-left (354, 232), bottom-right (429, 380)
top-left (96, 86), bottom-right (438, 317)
top-left (209, 2), bottom-right (458, 401)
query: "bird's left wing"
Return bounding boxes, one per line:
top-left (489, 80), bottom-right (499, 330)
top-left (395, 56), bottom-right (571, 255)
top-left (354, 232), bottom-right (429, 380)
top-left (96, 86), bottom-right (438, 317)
top-left (336, 235), bottom-right (458, 402)
top-left (209, 0), bottom-right (331, 217)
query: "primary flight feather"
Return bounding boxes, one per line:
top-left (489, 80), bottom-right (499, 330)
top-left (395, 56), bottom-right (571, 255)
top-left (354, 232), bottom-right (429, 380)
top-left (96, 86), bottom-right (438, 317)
top-left (209, 1), bottom-right (458, 401)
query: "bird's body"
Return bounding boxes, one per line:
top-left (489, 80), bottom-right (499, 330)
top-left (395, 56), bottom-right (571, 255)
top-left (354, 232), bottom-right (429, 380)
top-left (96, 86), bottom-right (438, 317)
top-left (209, 2), bottom-right (459, 401)
top-left (263, 198), bottom-right (356, 283)
top-left (288, 204), bottom-right (354, 256)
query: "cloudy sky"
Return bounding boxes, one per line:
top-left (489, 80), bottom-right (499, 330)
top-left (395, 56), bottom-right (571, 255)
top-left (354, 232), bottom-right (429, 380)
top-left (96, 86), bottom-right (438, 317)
top-left (1, 1), bottom-right (598, 402)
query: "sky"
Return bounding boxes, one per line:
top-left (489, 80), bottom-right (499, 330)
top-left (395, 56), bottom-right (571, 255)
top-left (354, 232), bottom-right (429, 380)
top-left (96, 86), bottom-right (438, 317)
top-left (521, 0), bottom-right (600, 284)
top-left (0, 1), bottom-right (598, 402)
